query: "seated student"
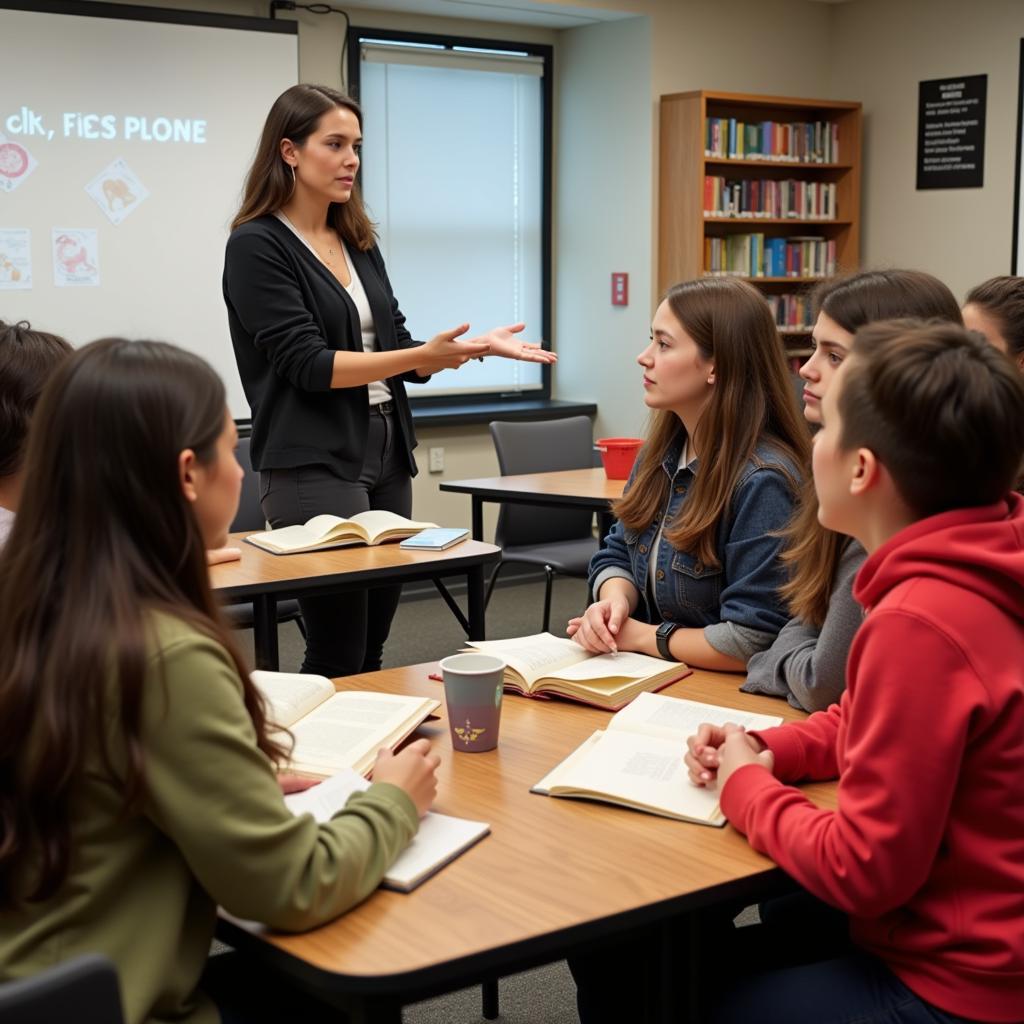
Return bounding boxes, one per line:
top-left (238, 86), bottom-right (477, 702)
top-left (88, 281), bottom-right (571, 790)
top-left (743, 270), bottom-right (962, 710)
top-left (687, 321), bottom-right (1024, 1024)
top-left (963, 275), bottom-right (1024, 370)
top-left (0, 319), bottom-right (71, 547)
top-left (0, 338), bottom-right (440, 1024)
top-left (567, 277), bottom-right (810, 671)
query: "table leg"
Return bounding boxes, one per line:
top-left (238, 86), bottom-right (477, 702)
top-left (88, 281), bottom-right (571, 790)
top-left (482, 978), bottom-right (500, 1019)
top-left (251, 595), bottom-right (280, 671)
top-left (467, 564), bottom-right (486, 640)
top-left (471, 496), bottom-right (484, 542)
top-left (597, 510), bottom-right (614, 547)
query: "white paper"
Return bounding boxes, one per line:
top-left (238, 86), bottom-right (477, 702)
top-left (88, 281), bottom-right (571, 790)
top-left (609, 691), bottom-right (783, 743)
top-left (85, 158), bottom-right (150, 225)
top-left (0, 229), bottom-right (31, 289)
top-left (545, 728), bottom-right (724, 825)
top-left (284, 769), bottom-right (490, 891)
top-left (52, 228), bottom-right (99, 287)
top-left (0, 133), bottom-right (38, 194)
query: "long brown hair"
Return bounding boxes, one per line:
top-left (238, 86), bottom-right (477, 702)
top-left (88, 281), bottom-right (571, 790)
top-left (0, 339), bottom-right (286, 907)
top-left (614, 277), bottom-right (810, 569)
top-left (232, 83), bottom-right (377, 250)
top-left (965, 276), bottom-right (1024, 360)
top-left (781, 270), bottom-right (963, 625)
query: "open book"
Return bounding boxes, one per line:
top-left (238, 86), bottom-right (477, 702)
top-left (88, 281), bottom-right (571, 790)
top-left (251, 670), bottom-right (439, 779)
top-left (462, 632), bottom-right (690, 711)
top-left (533, 691), bottom-right (783, 826)
top-left (245, 510), bottom-right (437, 555)
top-left (284, 769), bottom-right (489, 892)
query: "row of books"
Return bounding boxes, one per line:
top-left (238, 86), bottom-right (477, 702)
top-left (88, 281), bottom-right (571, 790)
top-left (704, 234), bottom-right (837, 278)
top-left (766, 292), bottom-right (816, 331)
top-left (705, 117), bottom-right (840, 164)
top-left (704, 176), bottom-right (838, 221)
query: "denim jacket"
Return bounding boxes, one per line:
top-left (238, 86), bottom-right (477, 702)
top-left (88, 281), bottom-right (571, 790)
top-left (589, 434), bottom-right (799, 660)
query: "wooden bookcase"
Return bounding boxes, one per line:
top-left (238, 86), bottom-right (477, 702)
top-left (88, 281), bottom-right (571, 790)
top-left (658, 90), bottom-right (862, 355)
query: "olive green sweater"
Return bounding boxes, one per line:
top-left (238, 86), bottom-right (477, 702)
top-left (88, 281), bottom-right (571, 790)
top-left (0, 615), bottom-right (419, 1024)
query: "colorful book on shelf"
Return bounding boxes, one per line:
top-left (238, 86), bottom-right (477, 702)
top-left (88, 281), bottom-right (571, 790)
top-left (252, 670), bottom-right (439, 779)
top-left (461, 632), bottom-right (690, 711)
top-left (704, 116), bottom-right (839, 163)
top-left (532, 692), bottom-right (783, 827)
top-left (245, 510), bottom-right (437, 554)
top-left (285, 769), bottom-right (489, 892)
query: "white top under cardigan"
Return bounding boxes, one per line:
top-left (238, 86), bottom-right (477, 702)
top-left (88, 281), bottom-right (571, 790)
top-left (274, 212), bottom-right (392, 407)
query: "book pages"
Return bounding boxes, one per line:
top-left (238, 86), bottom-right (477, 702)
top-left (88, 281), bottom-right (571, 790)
top-left (251, 670), bottom-right (335, 730)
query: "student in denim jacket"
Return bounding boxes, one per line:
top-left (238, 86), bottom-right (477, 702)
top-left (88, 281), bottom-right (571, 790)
top-left (568, 277), bottom-right (810, 671)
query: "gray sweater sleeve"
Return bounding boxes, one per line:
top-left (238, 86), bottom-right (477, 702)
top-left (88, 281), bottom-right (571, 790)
top-left (741, 541), bottom-right (866, 712)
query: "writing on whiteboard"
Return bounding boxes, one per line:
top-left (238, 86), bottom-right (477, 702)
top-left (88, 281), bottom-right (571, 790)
top-left (2, 107), bottom-right (207, 144)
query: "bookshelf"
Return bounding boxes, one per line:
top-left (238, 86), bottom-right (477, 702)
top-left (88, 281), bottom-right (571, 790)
top-left (658, 90), bottom-right (862, 356)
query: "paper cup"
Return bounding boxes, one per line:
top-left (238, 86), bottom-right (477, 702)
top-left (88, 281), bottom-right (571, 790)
top-left (438, 653), bottom-right (505, 753)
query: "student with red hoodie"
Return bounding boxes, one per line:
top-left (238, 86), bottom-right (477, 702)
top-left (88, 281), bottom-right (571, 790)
top-left (686, 320), bottom-right (1024, 1023)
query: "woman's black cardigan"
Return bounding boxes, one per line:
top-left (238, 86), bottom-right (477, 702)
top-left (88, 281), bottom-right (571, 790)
top-left (223, 215), bottom-right (427, 480)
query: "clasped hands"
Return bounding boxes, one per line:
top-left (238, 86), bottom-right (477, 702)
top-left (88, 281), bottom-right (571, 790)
top-left (568, 594), bottom-right (774, 791)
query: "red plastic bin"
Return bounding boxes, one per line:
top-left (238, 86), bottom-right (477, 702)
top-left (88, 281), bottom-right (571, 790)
top-left (594, 437), bottom-right (644, 480)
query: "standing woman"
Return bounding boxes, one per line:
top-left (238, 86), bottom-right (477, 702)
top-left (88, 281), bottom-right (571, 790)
top-left (224, 84), bottom-right (553, 677)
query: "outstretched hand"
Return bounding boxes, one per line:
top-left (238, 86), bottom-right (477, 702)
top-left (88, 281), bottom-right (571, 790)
top-left (469, 323), bottom-right (557, 364)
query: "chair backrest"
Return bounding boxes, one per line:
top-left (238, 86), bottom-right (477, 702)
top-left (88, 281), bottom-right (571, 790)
top-left (0, 954), bottom-right (124, 1024)
top-left (490, 416), bottom-right (596, 547)
top-left (230, 434), bottom-right (265, 533)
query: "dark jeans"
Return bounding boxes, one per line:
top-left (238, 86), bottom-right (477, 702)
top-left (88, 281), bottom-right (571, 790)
top-left (569, 893), bottom-right (981, 1024)
top-left (202, 952), bottom-right (346, 1024)
top-left (260, 405), bottom-right (413, 678)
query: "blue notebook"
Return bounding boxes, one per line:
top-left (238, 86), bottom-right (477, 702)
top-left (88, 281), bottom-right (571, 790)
top-left (399, 527), bottom-right (469, 551)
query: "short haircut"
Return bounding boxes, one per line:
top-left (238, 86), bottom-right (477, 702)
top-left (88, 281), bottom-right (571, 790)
top-left (0, 320), bottom-right (72, 477)
top-left (839, 320), bottom-right (1024, 516)
top-left (964, 275), bottom-right (1024, 359)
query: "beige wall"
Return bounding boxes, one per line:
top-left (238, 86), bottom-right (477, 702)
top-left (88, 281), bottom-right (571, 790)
top-left (550, 0), bottom-right (833, 452)
top-left (87, 1), bottom-right (1017, 531)
top-left (829, 0), bottom-right (1020, 300)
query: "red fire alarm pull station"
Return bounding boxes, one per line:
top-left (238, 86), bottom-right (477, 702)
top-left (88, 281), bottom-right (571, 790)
top-left (611, 272), bottom-right (628, 306)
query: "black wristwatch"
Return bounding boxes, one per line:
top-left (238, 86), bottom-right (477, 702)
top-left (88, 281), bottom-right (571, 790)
top-left (655, 621), bottom-right (681, 661)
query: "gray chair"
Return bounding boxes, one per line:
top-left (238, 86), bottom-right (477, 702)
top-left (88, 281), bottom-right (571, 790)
top-left (486, 416), bottom-right (599, 633)
top-left (221, 435), bottom-right (305, 637)
top-left (0, 954), bottom-right (124, 1024)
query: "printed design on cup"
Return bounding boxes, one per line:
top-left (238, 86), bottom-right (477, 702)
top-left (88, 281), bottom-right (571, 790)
top-left (453, 717), bottom-right (486, 746)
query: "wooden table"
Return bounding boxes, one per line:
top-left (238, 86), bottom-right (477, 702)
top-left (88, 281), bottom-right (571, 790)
top-left (217, 665), bottom-right (835, 1023)
top-left (209, 536), bottom-right (501, 670)
top-left (440, 468), bottom-right (625, 541)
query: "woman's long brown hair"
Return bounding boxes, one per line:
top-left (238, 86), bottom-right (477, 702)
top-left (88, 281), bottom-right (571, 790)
top-left (232, 83), bottom-right (377, 250)
top-left (781, 270), bottom-right (963, 625)
top-left (614, 277), bottom-right (810, 570)
top-left (0, 339), bottom-right (287, 907)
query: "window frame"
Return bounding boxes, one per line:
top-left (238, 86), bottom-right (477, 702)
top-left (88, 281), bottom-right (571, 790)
top-left (347, 26), bottom-right (554, 409)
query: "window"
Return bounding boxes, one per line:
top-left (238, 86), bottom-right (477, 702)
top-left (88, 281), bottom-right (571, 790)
top-left (349, 29), bottom-right (552, 404)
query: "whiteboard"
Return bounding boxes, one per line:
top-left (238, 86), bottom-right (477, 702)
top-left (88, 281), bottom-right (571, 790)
top-left (0, 2), bottom-right (298, 417)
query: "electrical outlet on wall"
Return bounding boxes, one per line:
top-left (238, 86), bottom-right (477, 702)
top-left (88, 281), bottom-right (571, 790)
top-left (428, 447), bottom-right (445, 473)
